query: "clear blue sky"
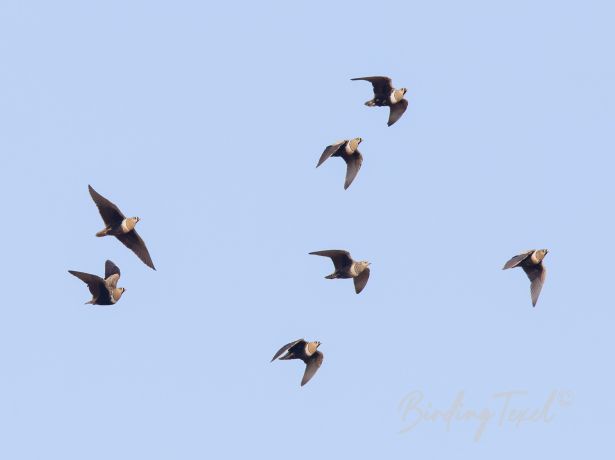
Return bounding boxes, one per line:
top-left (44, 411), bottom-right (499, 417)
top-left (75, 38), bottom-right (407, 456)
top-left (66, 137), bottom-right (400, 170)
top-left (0, 0), bottom-right (613, 458)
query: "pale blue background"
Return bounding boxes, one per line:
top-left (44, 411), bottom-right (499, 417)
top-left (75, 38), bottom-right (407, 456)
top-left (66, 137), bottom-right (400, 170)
top-left (0, 0), bottom-right (613, 458)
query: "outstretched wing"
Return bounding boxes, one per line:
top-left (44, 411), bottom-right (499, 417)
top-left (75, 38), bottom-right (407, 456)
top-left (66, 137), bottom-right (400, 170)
top-left (351, 76), bottom-right (393, 99)
top-left (388, 99), bottom-right (408, 126)
top-left (88, 185), bottom-right (125, 225)
top-left (502, 251), bottom-right (533, 270)
top-left (316, 141), bottom-right (345, 168)
top-left (353, 267), bottom-right (370, 294)
top-left (116, 231), bottom-right (156, 270)
top-left (301, 351), bottom-right (323, 386)
top-left (342, 150), bottom-right (363, 189)
top-left (271, 339), bottom-right (305, 362)
top-left (68, 270), bottom-right (105, 298)
top-left (309, 250), bottom-right (353, 270)
top-left (105, 260), bottom-right (121, 279)
top-left (523, 263), bottom-right (546, 307)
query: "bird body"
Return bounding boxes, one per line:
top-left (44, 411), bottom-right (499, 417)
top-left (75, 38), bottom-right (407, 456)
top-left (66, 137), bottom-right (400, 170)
top-left (95, 217), bottom-right (140, 237)
top-left (316, 138), bottom-right (363, 189)
top-left (271, 339), bottom-right (323, 386)
top-left (502, 249), bottom-right (548, 307)
top-left (351, 76), bottom-right (408, 126)
top-left (68, 260), bottom-right (125, 306)
top-left (88, 185), bottom-right (155, 270)
top-left (310, 249), bottom-right (371, 294)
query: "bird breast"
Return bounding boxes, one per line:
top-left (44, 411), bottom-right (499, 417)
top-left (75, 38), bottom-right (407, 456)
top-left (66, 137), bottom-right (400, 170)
top-left (349, 263), bottom-right (363, 277)
top-left (305, 342), bottom-right (318, 356)
top-left (345, 139), bottom-right (360, 154)
top-left (390, 89), bottom-right (404, 104)
top-left (121, 218), bottom-right (135, 233)
top-left (529, 251), bottom-right (542, 264)
top-left (111, 288), bottom-right (123, 303)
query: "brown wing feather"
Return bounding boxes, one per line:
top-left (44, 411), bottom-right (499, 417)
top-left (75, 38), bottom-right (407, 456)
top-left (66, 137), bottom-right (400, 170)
top-left (388, 99), bottom-right (408, 126)
top-left (301, 351), bottom-right (323, 386)
top-left (68, 270), bottom-right (105, 298)
top-left (271, 339), bottom-right (305, 362)
top-left (316, 142), bottom-right (345, 168)
top-left (116, 231), bottom-right (156, 270)
top-left (502, 251), bottom-right (533, 270)
top-left (351, 76), bottom-right (393, 98)
top-left (353, 267), bottom-right (370, 294)
top-left (104, 260), bottom-right (121, 279)
top-left (342, 150), bottom-right (363, 189)
top-left (88, 185), bottom-right (125, 225)
top-left (309, 250), bottom-right (353, 269)
top-left (523, 263), bottom-right (546, 307)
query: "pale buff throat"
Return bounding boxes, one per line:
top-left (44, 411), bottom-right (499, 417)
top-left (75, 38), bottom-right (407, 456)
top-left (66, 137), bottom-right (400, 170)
top-left (306, 342), bottom-right (319, 356)
top-left (345, 138), bottom-right (361, 154)
top-left (111, 288), bottom-right (124, 302)
top-left (390, 89), bottom-right (405, 104)
top-left (121, 218), bottom-right (138, 233)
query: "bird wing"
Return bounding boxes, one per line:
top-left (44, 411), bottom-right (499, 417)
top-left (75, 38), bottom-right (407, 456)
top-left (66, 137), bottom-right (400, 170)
top-left (301, 351), bottom-right (323, 386)
top-left (388, 99), bottom-right (408, 126)
top-left (116, 230), bottom-right (156, 270)
top-left (353, 267), bottom-right (370, 294)
top-left (105, 260), bottom-right (121, 279)
top-left (342, 150), bottom-right (363, 190)
top-left (523, 263), bottom-right (546, 307)
top-left (316, 141), bottom-right (345, 168)
top-left (271, 339), bottom-right (305, 362)
top-left (502, 251), bottom-right (533, 270)
top-left (309, 250), bottom-right (353, 270)
top-left (88, 185), bottom-right (125, 225)
top-left (351, 76), bottom-right (393, 98)
top-left (68, 270), bottom-right (105, 299)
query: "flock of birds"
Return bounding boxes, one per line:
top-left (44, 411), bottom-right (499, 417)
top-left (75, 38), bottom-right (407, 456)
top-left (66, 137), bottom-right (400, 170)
top-left (68, 76), bottom-right (549, 387)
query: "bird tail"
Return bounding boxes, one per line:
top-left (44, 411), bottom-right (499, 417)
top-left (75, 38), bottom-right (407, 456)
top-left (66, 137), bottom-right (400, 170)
top-left (365, 100), bottom-right (376, 107)
top-left (84, 300), bottom-right (95, 305)
top-left (96, 227), bottom-right (109, 237)
top-left (325, 274), bottom-right (337, 279)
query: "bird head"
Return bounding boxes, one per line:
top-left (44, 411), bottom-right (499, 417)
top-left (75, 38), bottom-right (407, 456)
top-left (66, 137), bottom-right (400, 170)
top-left (535, 249), bottom-right (548, 261)
top-left (401, 88), bottom-right (408, 95)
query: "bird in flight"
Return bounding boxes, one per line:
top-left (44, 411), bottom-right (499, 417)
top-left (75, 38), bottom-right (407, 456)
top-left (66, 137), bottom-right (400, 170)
top-left (68, 260), bottom-right (126, 305)
top-left (310, 249), bottom-right (371, 294)
top-left (316, 137), bottom-right (364, 190)
top-left (88, 185), bottom-right (155, 270)
top-left (351, 76), bottom-right (408, 126)
top-left (271, 339), bottom-right (324, 387)
top-left (502, 249), bottom-right (549, 307)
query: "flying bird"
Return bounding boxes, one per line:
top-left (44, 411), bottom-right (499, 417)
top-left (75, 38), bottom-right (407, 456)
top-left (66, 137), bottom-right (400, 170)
top-left (316, 138), bottom-right (364, 189)
top-left (351, 76), bottom-right (408, 126)
top-left (68, 260), bottom-right (126, 305)
top-left (502, 249), bottom-right (548, 307)
top-left (310, 249), bottom-right (371, 294)
top-left (88, 185), bottom-right (155, 270)
top-left (271, 339), bottom-right (323, 387)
